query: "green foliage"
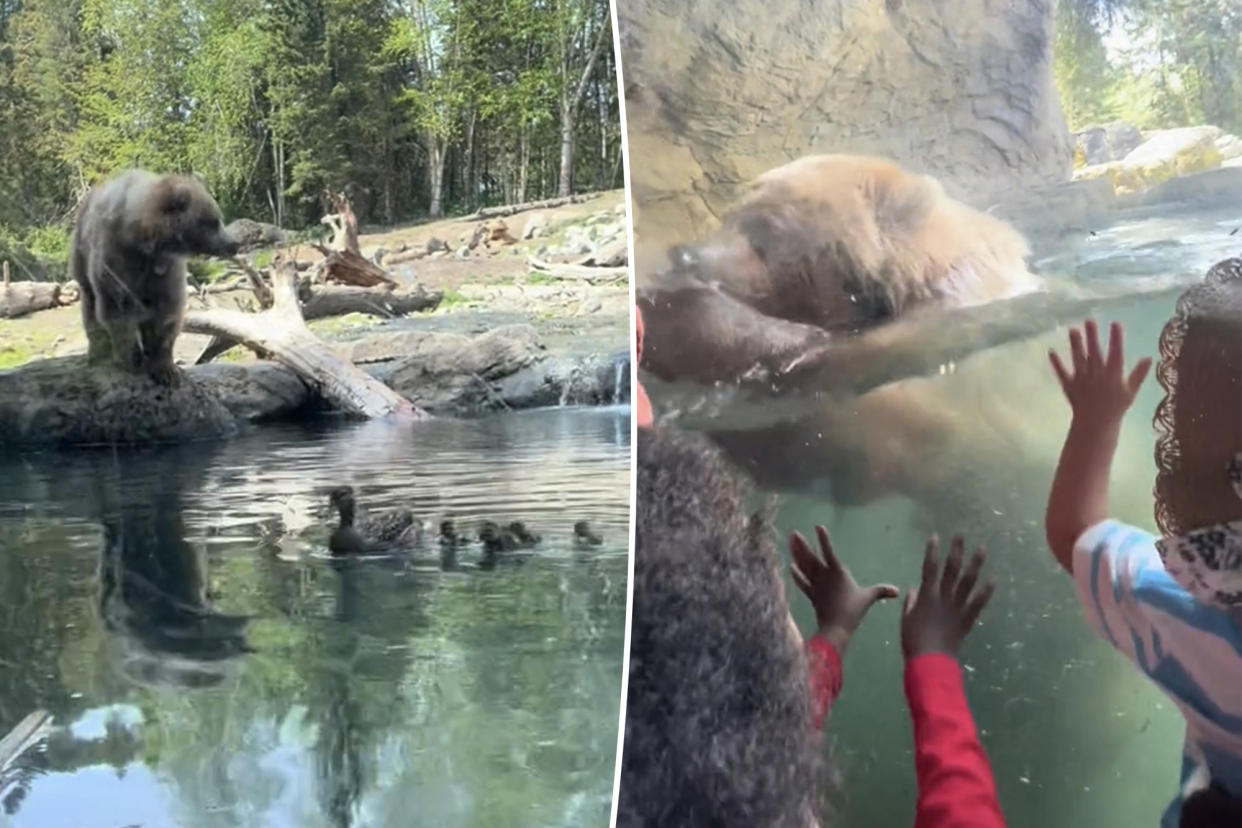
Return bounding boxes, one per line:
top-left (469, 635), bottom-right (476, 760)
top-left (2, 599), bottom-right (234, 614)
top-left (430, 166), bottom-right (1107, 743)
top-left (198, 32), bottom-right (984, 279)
top-left (0, 0), bottom-right (621, 261)
top-left (1056, 0), bottom-right (1242, 133)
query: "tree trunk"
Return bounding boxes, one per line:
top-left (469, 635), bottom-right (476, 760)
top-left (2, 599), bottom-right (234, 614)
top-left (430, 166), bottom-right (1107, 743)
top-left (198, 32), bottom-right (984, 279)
top-left (463, 110), bottom-right (477, 211)
top-left (301, 284), bottom-right (441, 321)
top-left (312, 245), bottom-right (398, 288)
top-left (557, 16), bottom-right (611, 198)
top-left (428, 138), bottom-right (447, 219)
top-left (516, 129), bottom-right (530, 205)
top-left (558, 103), bottom-right (575, 198)
top-left (322, 191), bottom-right (360, 255)
top-left (462, 193), bottom-right (597, 221)
top-left (0, 279), bottom-right (63, 319)
top-left (527, 256), bottom-right (627, 283)
top-left (182, 263), bottom-right (424, 420)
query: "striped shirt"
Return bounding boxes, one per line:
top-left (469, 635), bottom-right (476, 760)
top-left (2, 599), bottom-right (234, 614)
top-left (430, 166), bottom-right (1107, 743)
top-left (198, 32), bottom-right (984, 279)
top-left (1074, 520), bottom-right (1242, 826)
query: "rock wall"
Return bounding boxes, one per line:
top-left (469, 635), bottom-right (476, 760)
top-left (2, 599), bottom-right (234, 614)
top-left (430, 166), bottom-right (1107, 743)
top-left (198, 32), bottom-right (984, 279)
top-left (619, 0), bottom-right (1073, 271)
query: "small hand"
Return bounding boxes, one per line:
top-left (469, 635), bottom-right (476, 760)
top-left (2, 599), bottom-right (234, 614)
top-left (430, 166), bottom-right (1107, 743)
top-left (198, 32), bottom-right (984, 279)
top-left (901, 535), bottom-right (996, 660)
top-left (790, 525), bottom-right (899, 654)
top-left (1048, 319), bottom-right (1151, 429)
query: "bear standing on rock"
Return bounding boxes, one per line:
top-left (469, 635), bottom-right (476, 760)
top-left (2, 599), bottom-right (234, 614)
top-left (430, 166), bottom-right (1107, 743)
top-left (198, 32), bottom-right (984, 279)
top-left (70, 170), bottom-right (239, 386)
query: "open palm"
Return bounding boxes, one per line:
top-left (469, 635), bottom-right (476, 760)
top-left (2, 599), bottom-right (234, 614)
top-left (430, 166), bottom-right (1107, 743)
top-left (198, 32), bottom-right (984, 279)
top-left (790, 525), bottom-right (899, 654)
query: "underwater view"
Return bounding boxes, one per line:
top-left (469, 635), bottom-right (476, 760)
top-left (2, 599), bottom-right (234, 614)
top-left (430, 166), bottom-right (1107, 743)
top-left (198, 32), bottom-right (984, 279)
top-left (0, 408), bottom-right (630, 828)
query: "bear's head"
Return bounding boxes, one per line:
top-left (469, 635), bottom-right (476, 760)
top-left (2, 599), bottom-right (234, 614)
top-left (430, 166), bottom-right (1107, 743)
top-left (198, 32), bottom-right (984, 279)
top-left (149, 175), bottom-right (240, 259)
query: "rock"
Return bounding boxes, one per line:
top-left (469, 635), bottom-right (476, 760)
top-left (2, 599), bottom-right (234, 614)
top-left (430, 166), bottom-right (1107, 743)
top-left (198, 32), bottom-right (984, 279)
top-left (0, 357), bottom-right (239, 447)
top-left (993, 178), bottom-right (1116, 245)
top-left (1130, 167), bottom-right (1242, 210)
top-left (455, 246), bottom-right (470, 259)
top-left (1119, 126), bottom-right (1223, 187)
top-left (1073, 127), bottom-right (1108, 167)
top-left (426, 237), bottom-right (450, 254)
top-left (226, 218), bottom-right (289, 253)
top-left (1103, 121), bottom-right (1144, 161)
top-left (386, 324), bottom-right (547, 413)
top-left (522, 212), bottom-right (550, 240)
top-left (1216, 133), bottom-right (1242, 161)
top-left (341, 330), bottom-right (471, 364)
top-left (189, 362), bottom-right (312, 422)
top-left (495, 351), bottom-right (630, 408)
top-left (575, 235), bottom-right (629, 267)
top-left (618, 0), bottom-right (1072, 255)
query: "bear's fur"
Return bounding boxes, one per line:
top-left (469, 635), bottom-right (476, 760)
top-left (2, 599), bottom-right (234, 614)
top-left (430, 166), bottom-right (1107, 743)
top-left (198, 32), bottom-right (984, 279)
top-left (669, 154), bottom-right (1042, 334)
top-left (71, 170), bottom-right (238, 386)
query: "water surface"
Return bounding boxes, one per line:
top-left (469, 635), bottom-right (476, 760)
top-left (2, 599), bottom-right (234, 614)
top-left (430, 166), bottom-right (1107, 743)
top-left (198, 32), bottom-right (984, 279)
top-left (0, 408), bottom-right (630, 828)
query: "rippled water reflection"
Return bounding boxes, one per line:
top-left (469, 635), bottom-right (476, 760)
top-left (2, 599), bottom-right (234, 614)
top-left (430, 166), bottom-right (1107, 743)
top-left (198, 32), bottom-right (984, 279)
top-left (0, 407), bottom-right (630, 828)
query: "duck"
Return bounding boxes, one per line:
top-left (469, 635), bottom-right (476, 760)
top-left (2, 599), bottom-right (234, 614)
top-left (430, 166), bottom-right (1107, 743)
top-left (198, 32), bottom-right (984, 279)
top-left (438, 519), bottom-right (470, 570)
top-left (327, 486), bottom-right (420, 556)
top-left (507, 521), bottom-right (541, 548)
top-left (574, 520), bottom-right (603, 547)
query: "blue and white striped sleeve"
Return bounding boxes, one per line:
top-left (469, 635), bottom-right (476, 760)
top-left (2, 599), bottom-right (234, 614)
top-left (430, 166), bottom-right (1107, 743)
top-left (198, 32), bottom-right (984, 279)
top-left (1071, 519), bottom-right (1165, 660)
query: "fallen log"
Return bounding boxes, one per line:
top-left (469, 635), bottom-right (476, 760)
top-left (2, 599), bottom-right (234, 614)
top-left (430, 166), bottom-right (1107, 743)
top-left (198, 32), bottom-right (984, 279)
top-left (302, 284), bottom-right (442, 321)
top-left (1, 261), bottom-right (63, 318)
top-left (464, 193), bottom-right (597, 221)
top-left (312, 245), bottom-right (399, 288)
top-left (527, 256), bottom-right (628, 284)
top-left (183, 261), bottom-right (425, 419)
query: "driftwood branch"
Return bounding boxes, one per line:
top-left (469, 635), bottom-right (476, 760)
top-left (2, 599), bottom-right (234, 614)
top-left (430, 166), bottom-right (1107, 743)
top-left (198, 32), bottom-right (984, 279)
top-left (463, 193), bottom-right (597, 221)
top-left (527, 256), bottom-right (628, 284)
top-left (321, 190), bottom-right (360, 254)
top-left (312, 244), bottom-right (399, 288)
top-left (183, 262), bottom-right (424, 419)
top-left (231, 256), bottom-right (274, 308)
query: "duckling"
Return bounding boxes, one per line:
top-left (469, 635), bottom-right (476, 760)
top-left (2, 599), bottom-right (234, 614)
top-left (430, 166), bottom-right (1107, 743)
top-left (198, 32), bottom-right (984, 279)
top-left (327, 486), bottom-right (419, 556)
top-left (478, 520), bottom-right (519, 554)
top-left (507, 521), bottom-right (541, 548)
top-left (439, 519), bottom-right (471, 548)
top-left (574, 520), bottom-right (603, 547)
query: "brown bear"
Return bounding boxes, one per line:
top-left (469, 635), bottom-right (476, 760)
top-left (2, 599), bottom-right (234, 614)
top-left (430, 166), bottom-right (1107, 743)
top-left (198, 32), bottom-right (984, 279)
top-left (70, 170), bottom-right (239, 386)
top-left (639, 154), bottom-right (1043, 384)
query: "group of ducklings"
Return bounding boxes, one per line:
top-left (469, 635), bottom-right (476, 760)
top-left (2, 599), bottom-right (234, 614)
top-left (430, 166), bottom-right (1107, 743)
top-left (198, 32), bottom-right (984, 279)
top-left (326, 485), bottom-right (604, 563)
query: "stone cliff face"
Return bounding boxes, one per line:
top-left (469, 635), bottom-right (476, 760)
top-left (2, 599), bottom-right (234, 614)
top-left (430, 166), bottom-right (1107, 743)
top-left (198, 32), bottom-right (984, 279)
top-left (619, 0), bottom-right (1074, 271)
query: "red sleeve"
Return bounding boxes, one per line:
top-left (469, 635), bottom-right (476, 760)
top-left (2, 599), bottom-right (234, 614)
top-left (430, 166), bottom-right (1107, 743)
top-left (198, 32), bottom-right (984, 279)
top-left (805, 633), bottom-right (843, 730)
top-left (634, 305), bottom-right (653, 428)
top-left (905, 654), bottom-right (1006, 828)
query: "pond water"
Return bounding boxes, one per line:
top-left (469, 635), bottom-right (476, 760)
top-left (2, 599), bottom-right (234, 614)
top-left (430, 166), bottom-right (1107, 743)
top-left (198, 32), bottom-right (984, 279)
top-left (705, 205), bottom-right (1239, 827)
top-left (0, 407), bottom-right (630, 828)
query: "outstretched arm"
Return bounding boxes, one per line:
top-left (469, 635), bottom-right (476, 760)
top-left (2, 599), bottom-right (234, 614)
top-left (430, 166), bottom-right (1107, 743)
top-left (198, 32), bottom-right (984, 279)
top-left (902, 536), bottom-right (1005, 828)
top-left (788, 526), bottom-right (898, 728)
top-left (1045, 320), bottom-right (1151, 572)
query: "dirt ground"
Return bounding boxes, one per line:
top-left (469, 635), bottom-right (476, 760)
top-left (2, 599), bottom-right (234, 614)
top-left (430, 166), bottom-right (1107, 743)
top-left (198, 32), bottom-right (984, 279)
top-left (0, 190), bottom-right (631, 370)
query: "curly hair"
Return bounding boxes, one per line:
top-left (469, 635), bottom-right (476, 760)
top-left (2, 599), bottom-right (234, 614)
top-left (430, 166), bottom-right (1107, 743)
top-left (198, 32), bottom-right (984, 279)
top-left (618, 426), bottom-right (826, 828)
top-left (1153, 257), bottom-right (1242, 536)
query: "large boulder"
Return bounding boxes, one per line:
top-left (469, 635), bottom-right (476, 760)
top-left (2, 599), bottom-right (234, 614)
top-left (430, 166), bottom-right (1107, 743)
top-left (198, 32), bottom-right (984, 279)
top-left (618, 0), bottom-right (1072, 262)
top-left (1073, 121), bottom-right (1143, 167)
top-left (1216, 132), bottom-right (1242, 161)
top-left (225, 218), bottom-right (290, 252)
top-left (1118, 126), bottom-right (1223, 185)
top-left (0, 358), bottom-right (239, 447)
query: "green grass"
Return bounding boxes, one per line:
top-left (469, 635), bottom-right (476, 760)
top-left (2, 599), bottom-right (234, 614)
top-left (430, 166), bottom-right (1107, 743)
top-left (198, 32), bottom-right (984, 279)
top-left (187, 258), bottom-right (231, 283)
top-left (308, 312), bottom-right (375, 336)
top-left (436, 289), bottom-right (474, 311)
top-left (0, 322), bottom-right (64, 370)
top-left (251, 248), bottom-right (277, 269)
top-left (525, 271), bottom-right (557, 286)
top-left (0, 342), bottom-right (35, 370)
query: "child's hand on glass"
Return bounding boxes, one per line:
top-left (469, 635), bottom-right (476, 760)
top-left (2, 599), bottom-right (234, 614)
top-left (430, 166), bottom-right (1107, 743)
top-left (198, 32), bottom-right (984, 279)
top-left (789, 525), bottom-right (899, 654)
top-left (901, 535), bottom-right (995, 660)
top-left (1049, 319), bottom-right (1152, 430)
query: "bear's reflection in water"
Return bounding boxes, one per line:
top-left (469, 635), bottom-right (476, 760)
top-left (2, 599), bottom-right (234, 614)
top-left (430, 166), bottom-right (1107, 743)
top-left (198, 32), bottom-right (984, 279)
top-left (90, 445), bottom-right (252, 689)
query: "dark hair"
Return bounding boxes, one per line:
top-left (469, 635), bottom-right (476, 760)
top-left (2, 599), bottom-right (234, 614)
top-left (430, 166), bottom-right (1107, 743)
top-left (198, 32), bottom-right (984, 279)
top-left (1180, 782), bottom-right (1241, 827)
top-left (618, 426), bottom-right (826, 827)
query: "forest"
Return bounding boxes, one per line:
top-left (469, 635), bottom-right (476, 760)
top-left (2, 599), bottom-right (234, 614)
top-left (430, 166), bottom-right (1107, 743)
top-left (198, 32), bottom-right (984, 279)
top-left (0, 0), bottom-right (620, 279)
top-left (1054, 0), bottom-right (1241, 134)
